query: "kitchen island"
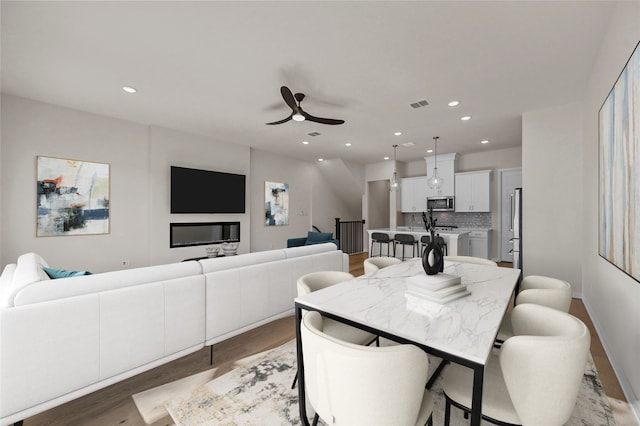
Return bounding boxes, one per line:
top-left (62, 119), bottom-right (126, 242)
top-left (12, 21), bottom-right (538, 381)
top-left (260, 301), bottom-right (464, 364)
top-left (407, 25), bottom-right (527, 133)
top-left (368, 227), bottom-right (469, 258)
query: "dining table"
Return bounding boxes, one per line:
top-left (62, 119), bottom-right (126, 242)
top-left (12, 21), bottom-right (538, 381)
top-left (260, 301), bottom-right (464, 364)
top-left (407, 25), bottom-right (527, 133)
top-left (294, 258), bottom-right (521, 426)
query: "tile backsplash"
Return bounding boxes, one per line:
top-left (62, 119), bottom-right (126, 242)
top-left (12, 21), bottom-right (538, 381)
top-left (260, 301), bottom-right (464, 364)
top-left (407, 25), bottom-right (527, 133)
top-left (403, 212), bottom-right (492, 229)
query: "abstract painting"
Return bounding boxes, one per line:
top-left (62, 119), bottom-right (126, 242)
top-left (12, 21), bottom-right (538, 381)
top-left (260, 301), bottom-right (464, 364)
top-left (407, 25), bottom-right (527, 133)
top-left (599, 41), bottom-right (640, 282)
top-left (37, 156), bottom-right (110, 236)
top-left (265, 181), bottom-right (289, 226)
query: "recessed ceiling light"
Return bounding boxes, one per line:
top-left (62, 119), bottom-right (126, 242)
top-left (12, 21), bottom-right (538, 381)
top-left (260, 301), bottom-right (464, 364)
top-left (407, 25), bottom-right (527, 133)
top-left (122, 86), bottom-right (137, 93)
top-left (481, 140), bottom-right (489, 144)
top-left (402, 142), bottom-right (415, 147)
top-left (448, 100), bottom-right (460, 107)
top-left (394, 131), bottom-right (402, 136)
top-left (461, 115), bottom-right (472, 121)
top-left (302, 141), bottom-right (309, 145)
top-left (427, 149), bottom-right (433, 153)
top-left (318, 158), bottom-right (324, 162)
top-left (345, 143), bottom-right (352, 147)
top-left (384, 156), bottom-right (390, 160)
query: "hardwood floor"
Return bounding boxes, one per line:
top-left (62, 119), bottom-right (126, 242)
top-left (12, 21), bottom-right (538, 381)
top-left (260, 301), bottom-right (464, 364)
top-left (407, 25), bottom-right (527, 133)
top-left (25, 252), bottom-right (627, 425)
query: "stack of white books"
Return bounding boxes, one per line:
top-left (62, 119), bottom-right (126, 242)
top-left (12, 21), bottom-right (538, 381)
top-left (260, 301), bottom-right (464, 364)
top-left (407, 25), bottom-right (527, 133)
top-left (406, 272), bottom-right (470, 304)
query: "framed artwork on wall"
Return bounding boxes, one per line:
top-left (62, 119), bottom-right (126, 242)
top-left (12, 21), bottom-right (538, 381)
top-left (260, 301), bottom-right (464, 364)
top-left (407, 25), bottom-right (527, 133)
top-left (36, 156), bottom-right (110, 237)
top-left (265, 181), bottom-right (289, 226)
top-left (598, 41), bottom-right (640, 282)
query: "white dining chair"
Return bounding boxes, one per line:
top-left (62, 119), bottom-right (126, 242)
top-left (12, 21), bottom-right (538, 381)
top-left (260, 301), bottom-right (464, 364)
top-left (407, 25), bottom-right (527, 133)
top-left (444, 255), bottom-right (498, 266)
top-left (363, 257), bottom-right (402, 274)
top-left (301, 311), bottom-right (434, 426)
top-left (441, 303), bottom-right (590, 426)
top-left (293, 271), bottom-right (377, 389)
top-left (496, 275), bottom-right (572, 343)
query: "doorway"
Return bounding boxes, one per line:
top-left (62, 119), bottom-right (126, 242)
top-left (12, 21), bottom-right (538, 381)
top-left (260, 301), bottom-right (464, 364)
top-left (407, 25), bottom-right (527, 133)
top-left (367, 180), bottom-right (390, 229)
top-left (498, 168), bottom-right (522, 262)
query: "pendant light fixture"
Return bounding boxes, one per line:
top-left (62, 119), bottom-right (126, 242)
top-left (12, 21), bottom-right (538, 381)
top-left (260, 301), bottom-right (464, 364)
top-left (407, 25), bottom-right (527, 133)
top-left (390, 144), bottom-right (400, 192)
top-left (427, 136), bottom-right (443, 190)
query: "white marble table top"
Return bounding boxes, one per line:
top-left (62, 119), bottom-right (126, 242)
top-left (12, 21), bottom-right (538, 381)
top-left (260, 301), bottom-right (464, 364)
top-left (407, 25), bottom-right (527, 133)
top-left (295, 259), bottom-right (521, 365)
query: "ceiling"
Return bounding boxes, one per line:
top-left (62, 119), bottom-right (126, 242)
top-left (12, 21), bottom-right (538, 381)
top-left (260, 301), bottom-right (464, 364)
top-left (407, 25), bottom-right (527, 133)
top-left (1, 1), bottom-right (613, 165)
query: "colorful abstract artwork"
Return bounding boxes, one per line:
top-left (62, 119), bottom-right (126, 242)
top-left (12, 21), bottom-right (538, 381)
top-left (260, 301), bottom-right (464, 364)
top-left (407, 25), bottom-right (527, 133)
top-left (599, 41), bottom-right (640, 282)
top-left (36, 156), bottom-right (110, 236)
top-left (265, 181), bottom-right (289, 226)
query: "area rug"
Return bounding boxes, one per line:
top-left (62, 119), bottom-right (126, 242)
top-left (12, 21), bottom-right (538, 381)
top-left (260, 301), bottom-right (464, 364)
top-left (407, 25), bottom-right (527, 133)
top-left (152, 339), bottom-right (618, 426)
top-left (132, 367), bottom-right (217, 424)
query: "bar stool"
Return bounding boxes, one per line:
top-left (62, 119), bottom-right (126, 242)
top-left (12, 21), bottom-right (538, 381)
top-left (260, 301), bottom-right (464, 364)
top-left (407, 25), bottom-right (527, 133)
top-left (437, 235), bottom-right (448, 256)
top-left (420, 235), bottom-right (431, 256)
top-left (370, 232), bottom-right (393, 257)
top-left (393, 233), bottom-right (418, 260)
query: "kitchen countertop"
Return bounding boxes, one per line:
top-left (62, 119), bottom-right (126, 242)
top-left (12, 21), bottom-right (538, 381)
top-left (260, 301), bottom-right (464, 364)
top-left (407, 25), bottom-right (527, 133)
top-left (368, 227), bottom-right (479, 257)
top-left (368, 227), bottom-right (472, 236)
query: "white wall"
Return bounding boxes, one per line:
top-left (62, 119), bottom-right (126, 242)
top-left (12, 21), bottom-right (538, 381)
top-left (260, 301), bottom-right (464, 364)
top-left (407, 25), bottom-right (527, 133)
top-left (148, 125), bottom-right (250, 264)
top-left (311, 164), bottom-right (361, 235)
top-left (1, 95), bottom-right (344, 271)
top-left (1, 95), bottom-right (150, 272)
top-left (249, 148), bottom-right (312, 251)
top-left (581, 1), bottom-right (640, 416)
top-left (522, 103), bottom-right (583, 292)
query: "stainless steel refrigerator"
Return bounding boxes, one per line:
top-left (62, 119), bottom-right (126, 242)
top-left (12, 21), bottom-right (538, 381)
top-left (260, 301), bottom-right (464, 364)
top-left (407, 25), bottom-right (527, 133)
top-left (510, 188), bottom-right (522, 271)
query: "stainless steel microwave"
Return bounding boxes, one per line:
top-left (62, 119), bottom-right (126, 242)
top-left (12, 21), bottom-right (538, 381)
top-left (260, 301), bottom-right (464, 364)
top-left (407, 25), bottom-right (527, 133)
top-left (427, 196), bottom-right (455, 211)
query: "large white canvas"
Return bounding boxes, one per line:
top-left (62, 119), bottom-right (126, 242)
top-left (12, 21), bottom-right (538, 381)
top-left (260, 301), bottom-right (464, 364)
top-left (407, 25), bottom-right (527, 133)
top-left (37, 156), bottom-right (110, 236)
top-left (599, 42), bottom-right (640, 281)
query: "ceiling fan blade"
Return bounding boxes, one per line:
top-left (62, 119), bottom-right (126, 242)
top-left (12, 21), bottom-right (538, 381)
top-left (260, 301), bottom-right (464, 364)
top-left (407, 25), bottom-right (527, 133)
top-left (266, 114), bottom-right (293, 125)
top-left (300, 108), bottom-right (345, 125)
top-left (280, 86), bottom-right (298, 112)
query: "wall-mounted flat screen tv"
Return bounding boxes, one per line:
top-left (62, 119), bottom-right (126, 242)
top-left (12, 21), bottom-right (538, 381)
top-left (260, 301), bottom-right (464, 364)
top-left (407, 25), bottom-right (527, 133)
top-left (171, 166), bottom-right (246, 214)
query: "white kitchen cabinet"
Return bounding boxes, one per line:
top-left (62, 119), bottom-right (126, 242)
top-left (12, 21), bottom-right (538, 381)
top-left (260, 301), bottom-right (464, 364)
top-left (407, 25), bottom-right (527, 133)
top-left (400, 176), bottom-right (428, 212)
top-left (455, 170), bottom-right (491, 212)
top-left (425, 153), bottom-right (458, 197)
top-left (468, 230), bottom-right (491, 259)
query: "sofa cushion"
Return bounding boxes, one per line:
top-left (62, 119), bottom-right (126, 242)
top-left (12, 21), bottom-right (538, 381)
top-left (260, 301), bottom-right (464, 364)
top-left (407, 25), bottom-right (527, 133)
top-left (43, 267), bottom-right (93, 279)
top-left (0, 264), bottom-right (16, 288)
top-left (0, 264), bottom-right (17, 308)
top-left (199, 250), bottom-right (286, 274)
top-left (283, 242), bottom-right (336, 259)
top-left (12, 253), bottom-right (50, 289)
top-left (306, 231), bottom-right (333, 243)
top-left (12, 261), bottom-right (202, 307)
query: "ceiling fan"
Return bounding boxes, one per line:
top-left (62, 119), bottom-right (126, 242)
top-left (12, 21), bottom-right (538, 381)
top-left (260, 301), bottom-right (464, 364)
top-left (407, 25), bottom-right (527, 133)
top-left (266, 86), bottom-right (345, 125)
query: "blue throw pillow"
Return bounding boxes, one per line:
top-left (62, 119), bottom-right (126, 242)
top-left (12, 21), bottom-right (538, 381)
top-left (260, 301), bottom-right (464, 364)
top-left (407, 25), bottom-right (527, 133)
top-left (306, 232), bottom-right (333, 243)
top-left (42, 266), bottom-right (92, 279)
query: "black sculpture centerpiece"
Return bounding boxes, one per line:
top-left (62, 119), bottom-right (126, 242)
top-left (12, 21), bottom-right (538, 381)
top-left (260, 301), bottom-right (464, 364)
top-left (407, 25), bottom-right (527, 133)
top-left (421, 209), bottom-right (444, 275)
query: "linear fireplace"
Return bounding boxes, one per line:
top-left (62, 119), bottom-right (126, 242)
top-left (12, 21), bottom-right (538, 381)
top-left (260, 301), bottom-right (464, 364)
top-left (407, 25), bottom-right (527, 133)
top-left (170, 222), bottom-right (240, 248)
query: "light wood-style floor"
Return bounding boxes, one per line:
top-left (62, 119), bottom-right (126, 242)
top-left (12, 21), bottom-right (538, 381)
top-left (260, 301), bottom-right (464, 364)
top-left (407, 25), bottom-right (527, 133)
top-left (25, 253), bottom-right (627, 425)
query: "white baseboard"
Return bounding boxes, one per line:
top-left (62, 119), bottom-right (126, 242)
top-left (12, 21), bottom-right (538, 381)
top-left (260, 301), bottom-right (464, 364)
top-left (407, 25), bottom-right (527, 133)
top-left (582, 297), bottom-right (640, 424)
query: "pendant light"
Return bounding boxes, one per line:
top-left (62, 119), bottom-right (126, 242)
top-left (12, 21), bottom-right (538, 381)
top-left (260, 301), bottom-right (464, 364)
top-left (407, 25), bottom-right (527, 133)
top-left (390, 144), bottom-right (400, 192)
top-left (427, 136), bottom-right (443, 190)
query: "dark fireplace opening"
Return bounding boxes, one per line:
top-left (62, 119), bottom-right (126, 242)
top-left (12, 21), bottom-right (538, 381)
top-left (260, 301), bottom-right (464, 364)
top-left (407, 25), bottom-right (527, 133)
top-left (170, 222), bottom-right (240, 248)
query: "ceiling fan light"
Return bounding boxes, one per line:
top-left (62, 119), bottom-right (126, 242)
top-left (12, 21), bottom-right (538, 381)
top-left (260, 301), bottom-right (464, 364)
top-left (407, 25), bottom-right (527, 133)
top-left (292, 113), bottom-right (305, 122)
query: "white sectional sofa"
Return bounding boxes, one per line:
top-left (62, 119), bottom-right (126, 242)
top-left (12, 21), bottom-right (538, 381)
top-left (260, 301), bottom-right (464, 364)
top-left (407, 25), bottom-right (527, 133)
top-left (0, 243), bottom-right (347, 426)
top-left (202, 243), bottom-right (348, 346)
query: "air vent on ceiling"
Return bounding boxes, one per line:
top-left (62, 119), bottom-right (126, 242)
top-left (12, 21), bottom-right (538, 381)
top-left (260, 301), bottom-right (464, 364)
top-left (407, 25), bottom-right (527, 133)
top-left (409, 99), bottom-right (429, 109)
top-left (307, 131), bottom-right (321, 137)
